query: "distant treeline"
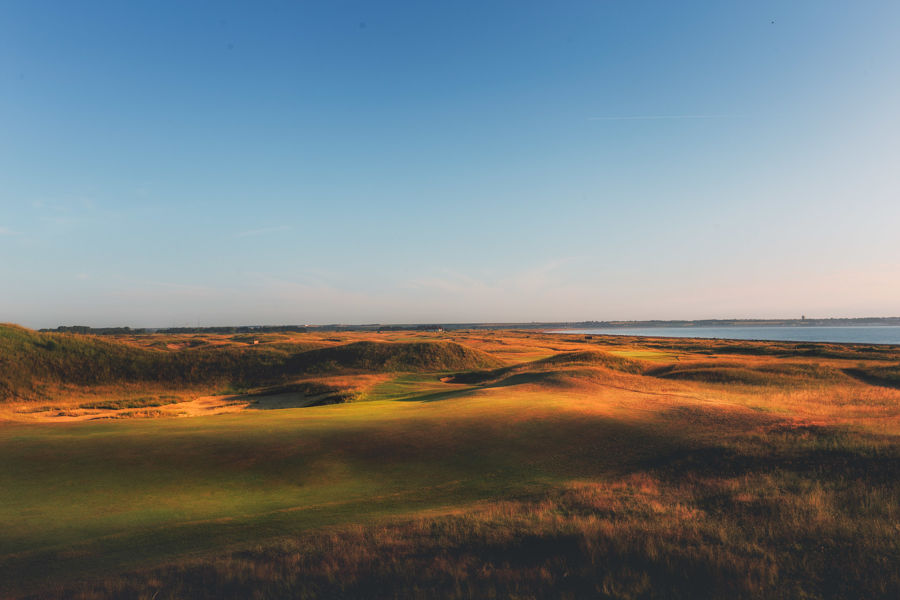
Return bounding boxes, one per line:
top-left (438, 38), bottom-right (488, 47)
top-left (156, 325), bottom-right (314, 334)
top-left (43, 325), bottom-right (319, 335)
top-left (45, 326), bottom-right (147, 335)
top-left (42, 324), bottom-right (483, 335)
top-left (39, 317), bottom-right (900, 336)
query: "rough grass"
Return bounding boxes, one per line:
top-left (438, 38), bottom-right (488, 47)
top-left (648, 361), bottom-right (847, 387)
top-left (33, 431), bottom-right (900, 599)
top-left (285, 341), bottom-right (504, 374)
top-left (77, 396), bottom-right (182, 410)
top-left (0, 325), bottom-right (501, 403)
top-left (850, 363), bottom-right (900, 388)
top-left (3, 326), bottom-right (900, 598)
top-left (0, 324), bottom-right (289, 401)
top-left (623, 336), bottom-right (900, 362)
top-left (445, 350), bottom-right (642, 385)
top-left (533, 350), bottom-right (646, 373)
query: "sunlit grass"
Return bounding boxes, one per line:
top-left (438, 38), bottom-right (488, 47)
top-left (2, 325), bottom-right (900, 598)
top-left (609, 349), bottom-right (680, 362)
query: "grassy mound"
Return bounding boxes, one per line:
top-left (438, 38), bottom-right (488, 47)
top-left (866, 363), bottom-right (900, 385)
top-left (286, 341), bottom-right (504, 374)
top-left (648, 361), bottom-right (846, 386)
top-left (0, 324), bottom-right (291, 401)
top-left (533, 350), bottom-right (645, 373)
top-left (843, 363), bottom-right (900, 388)
top-left (0, 325), bottom-right (501, 401)
top-left (446, 350), bottom-right (643, 385)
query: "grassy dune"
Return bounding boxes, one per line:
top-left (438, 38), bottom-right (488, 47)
top-left (2, 326), bottom-right (900, 598)
top-left (0, 324), bottom-right (499, 403)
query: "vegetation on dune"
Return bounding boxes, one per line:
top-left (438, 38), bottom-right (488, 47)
top-left (0, 323), bottom-right (288, 400)
top-left (847, 363), bottom-right (900, 388)
top-left (285, 341), bottom-right (504, 374)
top-left (602, 335), bottom-right (900, 362)
top-left (648, 361), bottom-right (848, 387)
top-left (4, 327), bottom-right (900, 598)
top-left (445, 349), bottom-right (644, 387)
top-left (874, 363), bottom-right (900, 384)
top-left (0, 325), bottom-right (500, 402)
top-left (533, 350), bottom-right (646, 373)
top-left (77, 396), bottom-right (182, 410)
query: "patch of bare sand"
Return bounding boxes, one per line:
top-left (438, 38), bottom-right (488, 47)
top-left (0, 374), bottom-right (388, 423)
top-left (0, 395), bottom-right (250, 423)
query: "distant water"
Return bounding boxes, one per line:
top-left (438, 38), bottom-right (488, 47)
top-left (550, 326), bottom-right (900, 345)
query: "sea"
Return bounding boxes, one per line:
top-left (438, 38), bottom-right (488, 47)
top-left (550, 326), bottom-right (900, 345)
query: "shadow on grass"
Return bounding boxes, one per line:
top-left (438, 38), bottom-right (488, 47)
top-left (394, 387), bottom-right (479, 403)
top-left (238, 383), bottom-right (355, 409)
top-left (644, 425), bottom-right (900, 485)
top-left (396, 372), bottom-right (560, 403)
top-left (842, 368), bottom-right (900, 390)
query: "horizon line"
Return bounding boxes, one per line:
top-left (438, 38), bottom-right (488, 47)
top-left (20, 316), bottom-right (900, 331)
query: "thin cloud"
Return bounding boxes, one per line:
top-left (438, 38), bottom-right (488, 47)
top-left (589, 114), bottom-right (740, 121)
top-left (235, 225), bottom-right (292, 238)
top-left (0, 226), bottom-right (21, 235)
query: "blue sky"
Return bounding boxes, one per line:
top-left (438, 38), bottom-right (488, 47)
top-left (2, 1), bottom-right (899, 327)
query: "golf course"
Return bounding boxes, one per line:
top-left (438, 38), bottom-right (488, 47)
top-left (2, 324), bottom-right (899, 598)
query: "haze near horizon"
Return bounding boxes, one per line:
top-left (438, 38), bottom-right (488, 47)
top-left (2, 1), bottom-right (898, 328)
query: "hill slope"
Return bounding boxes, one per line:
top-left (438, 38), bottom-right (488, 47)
top-left (286, 340), bottom-right (503, 374)
top-left (0, 324), bottom-right (502, 402)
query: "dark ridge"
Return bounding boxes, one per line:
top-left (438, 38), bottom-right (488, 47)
top-left (642, 339), bottom-right (900, 360)
top-left (647, 361), bottom-right (847, 386)
top-left (285, 341), bottom-right (504, 374)
top-left (843, 364), bottom-right (900, 389)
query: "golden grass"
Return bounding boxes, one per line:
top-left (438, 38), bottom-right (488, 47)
top-left (44, 465), bottom-right (900, 599)
top-left (3, 326), bottom-right (900, 598)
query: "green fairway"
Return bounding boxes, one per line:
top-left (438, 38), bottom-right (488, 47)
top-left (0, 388), bottom-right (679, 596)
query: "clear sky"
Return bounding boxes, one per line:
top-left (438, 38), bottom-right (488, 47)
top-left (2, 1), bottom-right (899, 328)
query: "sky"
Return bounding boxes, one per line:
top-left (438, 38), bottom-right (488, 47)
top-left (1, 1), bottom-right (899, 328)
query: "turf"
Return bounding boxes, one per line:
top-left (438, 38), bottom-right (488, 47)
top-left (1, 393), bottom-right (675, 596)
top-left (2, 326), bottom-right (900, 598)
